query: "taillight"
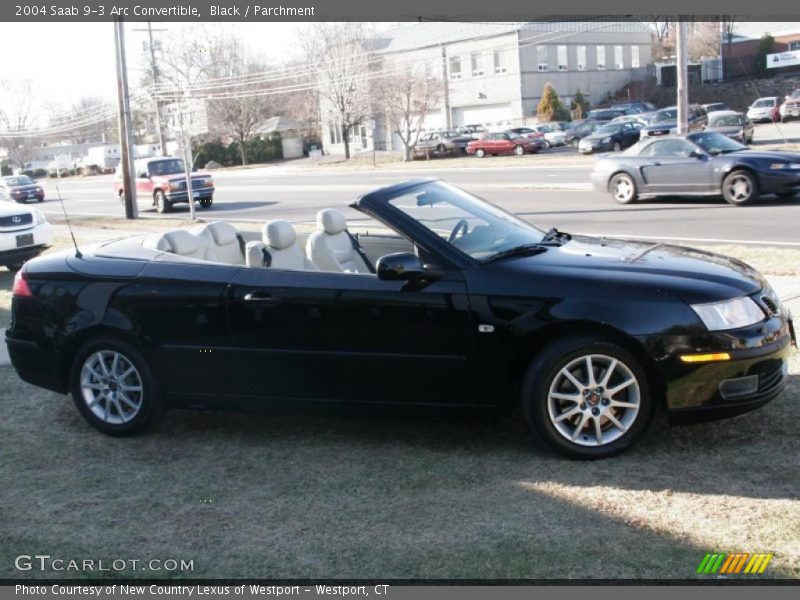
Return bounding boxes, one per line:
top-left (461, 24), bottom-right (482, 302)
top-left (11, 269), bottom-right (33, 298)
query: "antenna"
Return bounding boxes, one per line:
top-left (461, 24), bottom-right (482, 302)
top-left (55, 186), bottom-right (82, 259)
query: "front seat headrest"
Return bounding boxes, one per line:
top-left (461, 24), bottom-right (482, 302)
top-left (264, 220), bottom-right (297, 250)
top-left (317, 209), bottom-right (347, 235)
top-left (205, 221), bottom-right (238, 246)
top-left (163, 230), bottom-right (201, 256)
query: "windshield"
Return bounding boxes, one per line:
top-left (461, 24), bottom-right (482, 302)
top-left (386, 181), bottom-right (546, 260)
top-left (709, 115), bottom-right (741, 127)
top-left (595, 124), bottom-right (622, 135)
top-left (752, 99), bottom-right (774, 107)
top-left (690, 132), bottom-right (747, 154)
top-left (4, 176), bottom-right (34, 186)
top-left (148, 159), bottom-right (185, 176)
top-left (654, 108), bottom-right (677, 122)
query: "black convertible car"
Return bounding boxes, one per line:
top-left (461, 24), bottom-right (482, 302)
top-left (5, 180), bottom-right (795, 458)
top-left (591, 132), bottom-right (800, 205)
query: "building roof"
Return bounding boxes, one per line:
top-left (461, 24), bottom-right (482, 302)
top-left (258, 116), bottom-right (305, 133)
top-left (730, 22), bottom-right (800, 43)
top-left (369, 20), bottom-right (651, 54)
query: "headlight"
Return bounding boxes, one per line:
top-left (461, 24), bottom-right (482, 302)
top-left (691, 297), bottom-right (765, 331)
top-left (602, 137), bottom-right (611, 143)
top-left (33, 209), bottom-right (46, 225)
top-left (771, 162), bottom-right (800, 169)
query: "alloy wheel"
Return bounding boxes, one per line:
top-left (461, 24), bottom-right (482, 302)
top-left (725, 173), bottom-right (753, 203)
top-left (80, 350), bottom-right (144, 425)
top-left (612, 175), bottom-right (634, 202)
top-left (547, 354), bottom-right (641, 447)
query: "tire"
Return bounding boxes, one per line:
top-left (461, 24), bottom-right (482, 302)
top-left (571, 138), bottom-right (579, 148)
top-left (37, 197), bottom-right (44, 203)
top-left (118, 190), bottom-right (124, 203)
top-left (436, 144), bottom-right (446, 156)
top-left (475, 148), bottom-right (486, 158)
top-left (199, 198), bottom-right (212, 209)
top-left (154, 190), bottom-right (170, 213)
top-left (612, 142), bottom-right (622, 152)
top-left (70, 337), bottom-right (163, 436)
top-left (722, 169), bottom-right (758, 206)
top-left (522, 335), bottom-right (655, 459)
top-left (543, 140), bottom-right (551, 149)
top-left (609, 172), bottom-right (638, 204)
top-left (513, 144), bottom-right (524, 156)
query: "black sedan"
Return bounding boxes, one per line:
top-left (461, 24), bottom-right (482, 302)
top-left (0, 175), bottom-right (45, 203)
top-left (591, 132), bottom-right (800, 205)
top-left (577, 121), bottom-right (643, 154)
top-left (5, 180), bottom-right (795, 458)
top-left (640, 105), bottom-right (708, 138)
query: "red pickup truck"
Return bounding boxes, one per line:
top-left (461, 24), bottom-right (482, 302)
top-left (114, 157), bottom-right (215, 213)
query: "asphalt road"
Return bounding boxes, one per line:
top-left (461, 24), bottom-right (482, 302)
top-left (31, 121), bottom-right (800, 246)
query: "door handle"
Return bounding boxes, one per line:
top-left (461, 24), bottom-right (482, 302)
top-left (243, 291), bottom-right (279, 303)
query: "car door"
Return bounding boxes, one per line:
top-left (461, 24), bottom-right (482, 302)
top-left (622, 122), bottom-right (642, 147)
top-left (639, 139), bottom-right (715, 192)
top-left (226, 267), bottom-right (474, 406)
top-left (495, 133), bottom-right (513, 154)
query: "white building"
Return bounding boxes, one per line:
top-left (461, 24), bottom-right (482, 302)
top-left (320, 20), bottom-right (653, 155)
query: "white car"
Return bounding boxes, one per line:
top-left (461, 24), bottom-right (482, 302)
top-left (746, 97), bottom-right (780, 123)
top-left (0, 201), bottom-right (54, 271)
top-left (531, 124), bottom-right (567, 147)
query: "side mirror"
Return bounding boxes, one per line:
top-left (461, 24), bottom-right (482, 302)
top-left (688, 150), bottom-right (707, 159)
top-left (137, 172), bottom-right (148, 178)
top-left (377, 252), bottom-right (427, 281)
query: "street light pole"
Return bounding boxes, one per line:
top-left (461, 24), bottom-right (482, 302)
top-left (133, 21), bottom-right (168, 157)
top-left (114, 18), bottom-right (138, 219)
top-left (676, 20), bottom-right (689, 134)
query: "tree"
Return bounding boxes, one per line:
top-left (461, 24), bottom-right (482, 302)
top-left (537, 83), bottom-right (570, 122)
top-left (47, 96), bottom-right (114, 145)
top-left (373, 67), bottom-right (442, 162)
top-left (649, 18), bottom-right (675, 61)
top-left (721, 17), bottom-right (737, 81)
top-left (0, 79), bottom-right (43, 169)
top-left (570, 89), bottom-right (590, 120)
top-left (303, 23), bottom-right (372, 160)
top-left (753, 34), bottom-right (776, 79)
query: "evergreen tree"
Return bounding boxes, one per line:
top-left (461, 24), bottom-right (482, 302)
top-left (570, 89), bottom-right (590, 120)
top-left (537, 83), bottom-right (570, 121)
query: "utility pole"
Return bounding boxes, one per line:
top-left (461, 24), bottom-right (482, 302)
top-left (176, 87), bottom-right (197, 221)
top-left (133, 21), bottom-right (168, 157)
top-left (114, 19), bottom-right (138, 219)
top-left (440, 45), bottom-right (451, 129)
top-left (676, 20), bottom-right (689, 134)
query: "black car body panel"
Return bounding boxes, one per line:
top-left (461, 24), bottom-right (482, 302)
top-left (6, 179), bottom-right (794, 431)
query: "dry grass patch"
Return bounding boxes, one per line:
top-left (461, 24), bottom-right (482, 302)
top-left (688, 244), bottom-right (800, 278)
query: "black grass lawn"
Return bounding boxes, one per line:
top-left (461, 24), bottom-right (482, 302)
top-left (1, 351), bottom-right (798, 580)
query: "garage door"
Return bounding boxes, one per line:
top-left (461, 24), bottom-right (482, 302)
top-left (452, 103), bottom-right (513, 128)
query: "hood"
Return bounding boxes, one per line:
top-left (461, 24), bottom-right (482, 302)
top-left (8, 184), bottom-right (42, 192)
top-left (155, 172), bottom-right (210, 182)
top-left (728, 149), bottom-right (800, 161)
top-left (705, 126), bottom-right (743, 135)
top-left (584, 131), bottom-right (617, 141)
top-left (0, 202), bottom-right (35, 218)
top-left (644, 120), bottom-right (676, 130)
top-left (497, 236), bottom-right (765, 305)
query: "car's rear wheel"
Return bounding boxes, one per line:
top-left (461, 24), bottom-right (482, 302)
top-left (70, 338), bottom-right (162, 436)
top-left (722, 170), bottom-right (758, 206)
top-left (436, 144), bottom-right (446, 156)
top-left (475, 148), bottom-right (486, 158)
top-left (154, 190), bottom-right (170, 213)
top-left (513, 144), bottom-right (524, 156)
top-left (609, 172), bottom-right (638, 204)
top-left (522, 336), bottom-right (655, 459)
top-left (613, 142), bottom-right (622, 152)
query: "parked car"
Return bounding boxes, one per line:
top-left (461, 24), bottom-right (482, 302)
top-left (466, 132), bottom-right (541, 157)
top-left (0, 201), bottom-right (53, 271)
top-left (640, 105), bottom-right (708, 137)
top-left (578, 121), bottom-right (643, 154)
top-left (611, 115), bottom-right (648, 126)
top-left (564, 119), bottom-right (601, 146)
top-left (591, 132), bottom-right (800, 206)
top-left (585, 109), bottom-right (627, 122)
top-left (610, 101), bottom-right (656, 113)
top-left (456, 124), bottom-right (488, 138)
top-left (747, 97), bottom-right (781, 123)
top-left (705, 111), bottom-right (754, 144)
top-left (702, 102), bottom-right (729, 114)
top-left (780, 89), bottom-right (800, 122)
top-left (7, 180), bottom-right (795, 458)
top-left (413, 131), bottom-right (473, 157)
top-left (47, 156), bottom-right (76, 178)
top-left (528, 124), bottom-right (567, 147)
top-left (113, 157), bottom-right (215, 214)
top-left (0, 175), bottom-right (45, 203)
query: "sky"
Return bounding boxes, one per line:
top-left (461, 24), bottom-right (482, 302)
top-left (0, 21), bottom-right (315, 123)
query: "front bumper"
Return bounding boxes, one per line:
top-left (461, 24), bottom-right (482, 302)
top-left (757, 169), bottom-right (800, 195)
top-left (640, 315), bottom-right (794, 424)
top-left (164, 188), bottom-right (214, 203)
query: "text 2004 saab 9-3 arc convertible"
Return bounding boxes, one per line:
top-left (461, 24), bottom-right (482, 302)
top-left (5, 179), bottom-right (796, 458)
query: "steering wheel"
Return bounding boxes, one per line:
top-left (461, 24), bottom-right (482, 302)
top-left (448, 219), bottom-right (469, 242)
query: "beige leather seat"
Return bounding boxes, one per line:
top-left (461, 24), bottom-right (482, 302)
top-left (194, 221), bottom-right (243, 264)
top-left (143, 230), bottom-right (210, 261)
top-left (306, 209), bottom-right (371, 273)
top-left (245, 221), bottom-right (318, 271)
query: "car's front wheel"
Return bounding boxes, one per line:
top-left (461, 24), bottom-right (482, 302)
top-left (722, 170), bottom-right (758, 206)
top-left (154, 190), bottom-right (170, 213)
top-left (475, 148), bottom-right (486, 158)
top-left (200, 198), bottom-right (213, 209)
top-left (609, 172), bottom-right (638, 204)
top-left (513, 144), bottom-right (524, 156)
top-left (70, 338), bottom-right (163, 436)
top-left (522, 336), bottom-right (655, 459)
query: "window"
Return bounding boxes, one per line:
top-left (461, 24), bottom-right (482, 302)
top-left (615, 45), bottom-right (624, 69)
top-left (471, 52), bottom-right (485, 77)
top-left (577, 46), bottom-right (587, 70)
top-left (596, 45), bottom-right (606, 70)
top-left (493, 49), bottom-right (509, 73)
top-left (631, 45), bottom-right (640, 68)
top-left (557, 45), bottom-right (568, 71)
top-left (449, 56), bottom-right (461, 79)
top-left (639, 139), bottom-right (694, 158)
top-left (424, 60), bottom-right (435, 79)
top-left (537, 45), bottom-right (548, 71)
top-left (789, 41), bottom-right (800, 51)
